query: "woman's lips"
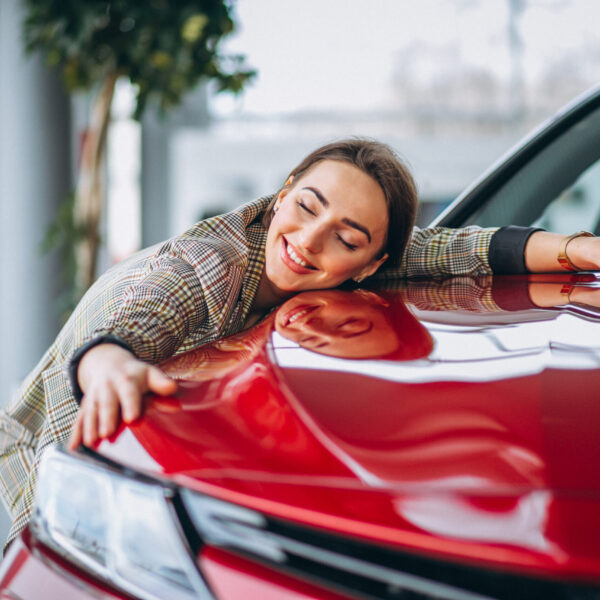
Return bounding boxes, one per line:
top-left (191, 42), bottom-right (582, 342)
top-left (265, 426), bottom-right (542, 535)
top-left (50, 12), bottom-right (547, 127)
top-left (280, 238), bottom-right (317, 274)
top-left (280, 304), bottom-right (319, 327)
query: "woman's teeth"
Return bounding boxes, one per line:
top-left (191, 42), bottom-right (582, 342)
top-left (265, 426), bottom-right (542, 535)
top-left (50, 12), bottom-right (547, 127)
top-left (287, 243), bottom-right (312, 268)
top-left (289, 308), bottom-right (310, 323)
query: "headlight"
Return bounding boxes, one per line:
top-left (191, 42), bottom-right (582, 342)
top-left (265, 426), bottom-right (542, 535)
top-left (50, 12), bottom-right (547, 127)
top-left (32, 446), bottom-right (210, 600)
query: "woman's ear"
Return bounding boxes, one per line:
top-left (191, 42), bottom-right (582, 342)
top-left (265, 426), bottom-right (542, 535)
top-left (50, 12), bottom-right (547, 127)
top-left (274, 176), bottom-right (295, 213)
top-left (274, 190), bottom-right (286, 211)
top-left (276, 179), bottom-right (294, 205)
top-left (355, 253), bottom-right (388, 282)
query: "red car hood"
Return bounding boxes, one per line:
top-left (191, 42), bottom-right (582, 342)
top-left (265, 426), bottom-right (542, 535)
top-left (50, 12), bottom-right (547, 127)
top-left (97, 275), bottom-right (600, 581)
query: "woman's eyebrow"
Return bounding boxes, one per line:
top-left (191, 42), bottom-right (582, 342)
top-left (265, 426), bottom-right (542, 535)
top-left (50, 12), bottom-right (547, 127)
top-left (303, 186), bottom-right (329, 207)
top-left (302, 186), bottom-right (372, 243)
top-left (342, 218), bottom-right (371, 243)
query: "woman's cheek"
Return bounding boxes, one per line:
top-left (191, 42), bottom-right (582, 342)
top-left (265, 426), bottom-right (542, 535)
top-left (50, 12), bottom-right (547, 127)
top-left (329, 253), bottom-right (362, 278)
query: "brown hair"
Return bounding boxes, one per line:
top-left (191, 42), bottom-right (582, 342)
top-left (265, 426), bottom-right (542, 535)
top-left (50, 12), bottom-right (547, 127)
top-left (262, 138), bottom-right (417, 267)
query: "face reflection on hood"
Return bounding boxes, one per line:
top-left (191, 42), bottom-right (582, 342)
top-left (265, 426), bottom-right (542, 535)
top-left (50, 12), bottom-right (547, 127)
top-left (160, 289), bottom-right (434, 384)
top-left (275, 289), bottom-right (433, 360)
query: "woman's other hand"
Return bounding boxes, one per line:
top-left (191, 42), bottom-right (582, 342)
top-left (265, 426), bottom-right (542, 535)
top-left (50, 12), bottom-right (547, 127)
top-left (68, 343), bottom-right (177, 449)
top-left (525, 231), bottom-right (600, 272)
top-left (562, 234), bottom-right (600, 271)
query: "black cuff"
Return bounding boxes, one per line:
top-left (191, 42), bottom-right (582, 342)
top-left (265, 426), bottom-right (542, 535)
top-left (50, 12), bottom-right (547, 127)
top-left (68, 335), bottom-right (136, 405)
top-left (489, 226), bottom-right (544, 274)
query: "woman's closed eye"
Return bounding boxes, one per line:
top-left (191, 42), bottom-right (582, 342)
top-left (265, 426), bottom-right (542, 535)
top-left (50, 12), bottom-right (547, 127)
top-left (297, 200), bottom-right (316, 216)
top-left (336, 234), bottom-right (358, 251)
top-left (296, 199), bottom-right (357, 250)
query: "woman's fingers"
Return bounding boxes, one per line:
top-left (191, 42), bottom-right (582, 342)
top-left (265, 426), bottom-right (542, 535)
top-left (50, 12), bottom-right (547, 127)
top-left (97, 382), bottom-right (122, 436)
top-left (68, 410), bottom-right (84, 450)
top-left (115, 364), bottom-right (175, 422)
top-left (147, 366), bottom-right (178, 396)
top-left (68, 362), bottom-right (177, 449)
top-left (82, 393), bottom-right (100, 447)
top-left (118, 374), bottom-right (145, 424)
top-left (70, 384), bottom-right (121, 448)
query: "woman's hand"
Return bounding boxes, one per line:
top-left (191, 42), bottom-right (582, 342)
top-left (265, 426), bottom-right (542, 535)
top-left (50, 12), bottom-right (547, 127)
top-left (525, 232), bottom-right (600, 272)
top-left (563, 234), bottom-right (600, 271)
top-left (68, 343), bottom-right (177, 449)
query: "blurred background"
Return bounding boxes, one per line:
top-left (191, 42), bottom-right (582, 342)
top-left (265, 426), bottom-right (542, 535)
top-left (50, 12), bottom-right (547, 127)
top-left (0, 0), bottom-right (599, 537)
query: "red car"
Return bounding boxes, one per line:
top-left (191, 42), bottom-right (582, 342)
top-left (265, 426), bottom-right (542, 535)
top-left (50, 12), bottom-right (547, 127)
top-left (2, 87), bottom-right (600, 600)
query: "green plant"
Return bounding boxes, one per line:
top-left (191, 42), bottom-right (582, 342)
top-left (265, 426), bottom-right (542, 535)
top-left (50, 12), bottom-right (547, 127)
top-left (25, 0), bottom-right (255, 304)
top-left (39, 192), bottom-right (85, 323)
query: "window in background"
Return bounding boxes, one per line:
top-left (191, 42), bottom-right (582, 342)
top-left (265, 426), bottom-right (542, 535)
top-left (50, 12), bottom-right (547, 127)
top-left (107, 80), bottom-right (141, 264)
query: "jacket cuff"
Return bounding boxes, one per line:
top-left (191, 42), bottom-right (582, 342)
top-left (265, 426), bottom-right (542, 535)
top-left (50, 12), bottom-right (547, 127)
top-left (488, 226), bottom-right (544, 274)
top-left (68, 335), bottom-right (136, 405)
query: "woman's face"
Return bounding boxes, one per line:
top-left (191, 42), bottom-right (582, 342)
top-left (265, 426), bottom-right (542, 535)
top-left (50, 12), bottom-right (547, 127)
top-left (263, 160), bottom-right (389, 299)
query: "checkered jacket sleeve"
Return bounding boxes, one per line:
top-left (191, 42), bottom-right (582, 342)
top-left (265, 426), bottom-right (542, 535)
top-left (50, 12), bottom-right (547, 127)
top-left (87, 253), bottom-right (211, 363)
top-left (375, 225), bottom-right (497, 279)
top-left (0, 197), bottom-right (269, 553)
top-left (0, 250), bottom-right (216, 553)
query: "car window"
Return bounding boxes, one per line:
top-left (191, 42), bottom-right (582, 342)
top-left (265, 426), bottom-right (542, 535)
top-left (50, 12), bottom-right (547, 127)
top-left (462, 103), bottom-right (600, 233)
top-left (532, 160), bottom-right (600, 234)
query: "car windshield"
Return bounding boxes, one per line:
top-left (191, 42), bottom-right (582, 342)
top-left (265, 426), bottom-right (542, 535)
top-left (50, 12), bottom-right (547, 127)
top-left (460, 101), bottom-right (600, 234)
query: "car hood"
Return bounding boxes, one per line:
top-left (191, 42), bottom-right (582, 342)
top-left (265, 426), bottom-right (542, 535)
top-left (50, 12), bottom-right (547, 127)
top-left (97, 275), bottom-right (600, 580)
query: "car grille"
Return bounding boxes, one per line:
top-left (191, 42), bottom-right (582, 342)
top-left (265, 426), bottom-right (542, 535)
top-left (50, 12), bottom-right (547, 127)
top-left (178, 490), bottom-right (600, 600)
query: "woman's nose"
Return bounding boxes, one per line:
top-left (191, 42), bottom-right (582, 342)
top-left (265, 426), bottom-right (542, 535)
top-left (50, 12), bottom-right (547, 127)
top-left (299, 223), bottom-right (324, 254)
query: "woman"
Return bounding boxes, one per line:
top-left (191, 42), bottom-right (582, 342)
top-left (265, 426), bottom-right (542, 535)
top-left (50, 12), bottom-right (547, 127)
top-left (0, 138), bottom-right (598, 549)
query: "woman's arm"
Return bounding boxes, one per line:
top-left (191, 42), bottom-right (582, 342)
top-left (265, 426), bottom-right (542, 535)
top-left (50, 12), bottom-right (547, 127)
top-left (66, 253), bottom-right (212, 448)
top-left (380, 226), bottom-right (600, 280)
top-left (525, 231), bottom-right (600, 272)
top-left (376, 225), bottom-right (539, 279)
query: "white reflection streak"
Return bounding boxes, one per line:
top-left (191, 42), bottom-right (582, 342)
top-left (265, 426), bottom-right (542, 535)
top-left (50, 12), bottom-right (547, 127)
top-left (97, 428), bottom-right (164, 473)
top-left (394, 490), bottom-right (563, 555)
top-left (271, 317), bottom-right (600, 384)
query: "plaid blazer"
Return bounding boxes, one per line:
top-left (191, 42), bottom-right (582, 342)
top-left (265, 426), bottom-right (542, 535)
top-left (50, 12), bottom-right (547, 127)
top-left (0, 195), bottom-right (496, 549)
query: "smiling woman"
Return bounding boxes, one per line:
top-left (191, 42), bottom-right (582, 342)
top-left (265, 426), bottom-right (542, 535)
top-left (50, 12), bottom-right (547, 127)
top-left (264, 140), bottom-right (417, 261)
top-left (261, 161), bottom-right (391, 302)
top-left (1, 136), bottom-right (600, 553)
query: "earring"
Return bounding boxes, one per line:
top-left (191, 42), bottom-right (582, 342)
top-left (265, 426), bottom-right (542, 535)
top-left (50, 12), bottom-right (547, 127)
top-left (353, 275), bottom-right (364, 283)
